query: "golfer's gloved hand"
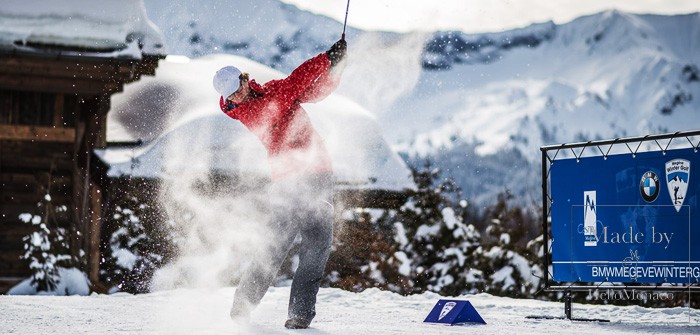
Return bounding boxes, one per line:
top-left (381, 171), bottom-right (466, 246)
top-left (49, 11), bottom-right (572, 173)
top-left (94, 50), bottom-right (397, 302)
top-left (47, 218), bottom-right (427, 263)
top-left (326, 39), bottom-right (347, 67)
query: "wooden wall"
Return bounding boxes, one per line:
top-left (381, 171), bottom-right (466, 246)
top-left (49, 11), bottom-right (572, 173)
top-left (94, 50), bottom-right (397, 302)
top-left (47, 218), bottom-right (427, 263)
top-left (0, 90), bottom-right (82, 289)
top-left (0, 51), bottom-right (159, 293)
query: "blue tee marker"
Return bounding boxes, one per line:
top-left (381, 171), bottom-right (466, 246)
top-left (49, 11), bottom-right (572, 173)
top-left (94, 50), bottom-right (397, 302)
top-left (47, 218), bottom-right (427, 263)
top-left (424, 299), bottom-right (486, 325)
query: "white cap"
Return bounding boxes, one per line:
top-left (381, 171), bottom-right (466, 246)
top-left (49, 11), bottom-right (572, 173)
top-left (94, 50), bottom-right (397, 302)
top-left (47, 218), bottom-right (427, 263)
top-left (213, 66), bottom-right (242, 98)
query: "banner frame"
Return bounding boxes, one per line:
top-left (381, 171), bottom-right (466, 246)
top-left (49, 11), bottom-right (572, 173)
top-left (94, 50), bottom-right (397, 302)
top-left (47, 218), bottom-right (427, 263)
top-left (540, 130), bottom-right (700, 293)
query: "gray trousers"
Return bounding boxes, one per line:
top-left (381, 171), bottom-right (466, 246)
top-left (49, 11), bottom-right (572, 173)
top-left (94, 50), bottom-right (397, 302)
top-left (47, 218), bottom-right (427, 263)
top-left (232, 172), bottom-right (334, 322)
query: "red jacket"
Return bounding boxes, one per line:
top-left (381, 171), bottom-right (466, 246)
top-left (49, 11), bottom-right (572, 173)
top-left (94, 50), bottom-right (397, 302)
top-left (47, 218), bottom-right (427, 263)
top-left (219, 53), bottom-right (338, 181)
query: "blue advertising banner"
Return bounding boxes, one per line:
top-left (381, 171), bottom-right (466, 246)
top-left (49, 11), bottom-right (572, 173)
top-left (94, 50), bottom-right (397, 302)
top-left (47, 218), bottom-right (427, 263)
top-left (551, 147), bottom-right (698, 283)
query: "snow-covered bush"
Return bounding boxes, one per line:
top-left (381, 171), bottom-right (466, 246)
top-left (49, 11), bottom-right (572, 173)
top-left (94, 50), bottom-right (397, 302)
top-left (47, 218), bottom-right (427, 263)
top-left (322, 161), bottom-right (553, 300)
top-left (101, 189), bottom-right (176, 293)
top-left (325, 162), bottom-right (486, 296)
top-left (386, 162), bottom-right (485, 296)
top-left (478, 192), bottom-right (542, 297)
top-left (18, 193), bottom-right (83, 293)
top-left (324, 209), bottom-right (411, 293)
top-left (7, 268), bottom-right (90, 296)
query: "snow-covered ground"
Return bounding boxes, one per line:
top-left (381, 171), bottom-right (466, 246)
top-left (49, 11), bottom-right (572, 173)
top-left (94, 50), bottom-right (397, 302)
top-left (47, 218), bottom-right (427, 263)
top-left (1, 286), bottom-right (699, 334)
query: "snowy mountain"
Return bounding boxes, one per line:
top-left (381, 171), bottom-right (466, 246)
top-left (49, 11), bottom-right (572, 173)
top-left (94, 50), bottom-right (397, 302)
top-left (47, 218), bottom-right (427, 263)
top-left (143, 0), bottom-right (362, 71)
top-left (143, 0), bottom-right (700, 205)
top-left (386, 11), bottom-right (700, 204)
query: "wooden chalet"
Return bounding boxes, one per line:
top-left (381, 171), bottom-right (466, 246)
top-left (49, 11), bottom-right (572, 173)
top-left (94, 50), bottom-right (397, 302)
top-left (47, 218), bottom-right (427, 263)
top-left (0, 9), bottom-right (165, 293)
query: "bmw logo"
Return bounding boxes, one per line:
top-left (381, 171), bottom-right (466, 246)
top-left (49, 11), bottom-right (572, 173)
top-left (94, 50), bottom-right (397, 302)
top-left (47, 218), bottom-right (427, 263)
top-left (640, 171), bottom-right (659, 202)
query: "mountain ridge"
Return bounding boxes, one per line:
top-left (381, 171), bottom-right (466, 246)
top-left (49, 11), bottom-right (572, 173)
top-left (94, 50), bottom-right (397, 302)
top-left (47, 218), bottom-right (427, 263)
top-left (142, 1), bottom-right (700, 205)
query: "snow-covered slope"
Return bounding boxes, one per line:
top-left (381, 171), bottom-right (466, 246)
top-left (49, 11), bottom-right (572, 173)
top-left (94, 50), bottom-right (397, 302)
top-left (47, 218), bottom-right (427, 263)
top-left (143, 0), bottom-right (700, 205)
top-left (143, 0), bottom-right (362, 71)
top-left (385, 11), bottom-right (700, 203)
top-left (390, 11), bottom-right (700, 155)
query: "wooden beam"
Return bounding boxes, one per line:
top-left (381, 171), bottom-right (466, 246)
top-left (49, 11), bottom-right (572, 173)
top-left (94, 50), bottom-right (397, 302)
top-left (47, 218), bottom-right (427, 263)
top-left (0, 125), bottom-right (75, 142)
top-left (0, 177), bottom-right (72, 196)
top-left (0, 172), bottom-right (71, 185)
top-left (53, 94), bottom-right (64, 127)
top-left (0, 157), bottom-right (74, 174)
top-left (0, 252), bottom-right (29, 277)
top-left (0, 138), bottom-right (74, 153)
top-left (0, 55), bottom-right (161, 88)
top-left (0, 223), bottom-right (34, 248)
top-left (0, 192), bottom-right (71, 205)
top-left (0, 57), bottom-right (130, 81)
top-left (0, 74), bottom-right (122, 95)
top-left (87, 183), bottom-right (102, 284)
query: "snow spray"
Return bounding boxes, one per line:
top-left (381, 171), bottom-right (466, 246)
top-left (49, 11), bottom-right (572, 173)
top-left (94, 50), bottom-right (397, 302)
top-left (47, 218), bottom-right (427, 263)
top-left (148, 105), bottom-right (336, 293)
top-left (336, 32), bottom-right (426, 116)
top-left (149, 119), bottom-right (280, 290)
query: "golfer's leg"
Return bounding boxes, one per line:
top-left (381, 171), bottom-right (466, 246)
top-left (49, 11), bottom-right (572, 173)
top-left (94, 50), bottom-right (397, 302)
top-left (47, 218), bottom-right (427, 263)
top-left (232, 213), bottom-right (298, 318)
top-left (287, 198), bottom-right (334, 322)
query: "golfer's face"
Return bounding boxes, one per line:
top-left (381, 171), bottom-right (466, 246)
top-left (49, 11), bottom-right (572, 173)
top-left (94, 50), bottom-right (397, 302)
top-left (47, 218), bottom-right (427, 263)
top-left (229, 79), bottom-right (250, 103)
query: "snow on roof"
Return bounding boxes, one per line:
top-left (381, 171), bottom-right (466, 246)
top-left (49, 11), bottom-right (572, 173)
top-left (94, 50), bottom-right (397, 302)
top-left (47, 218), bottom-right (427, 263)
top-left (96, 53), bottom-right (414, 192)
top-left (0, 0), bottom-right (165, 58)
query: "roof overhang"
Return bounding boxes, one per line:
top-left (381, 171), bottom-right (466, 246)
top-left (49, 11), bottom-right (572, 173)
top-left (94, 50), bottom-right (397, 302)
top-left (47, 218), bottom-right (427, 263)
top-left (0, 47), bottom-right (163, 95)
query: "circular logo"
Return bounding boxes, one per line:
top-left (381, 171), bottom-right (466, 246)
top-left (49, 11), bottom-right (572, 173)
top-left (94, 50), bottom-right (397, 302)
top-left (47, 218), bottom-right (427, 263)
top-left (640, 171), bottom-right (659, 202)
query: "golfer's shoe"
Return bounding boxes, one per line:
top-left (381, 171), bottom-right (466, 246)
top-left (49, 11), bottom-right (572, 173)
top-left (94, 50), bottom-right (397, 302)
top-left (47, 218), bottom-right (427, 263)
top-left (284, 318), bottom-right (311, 329)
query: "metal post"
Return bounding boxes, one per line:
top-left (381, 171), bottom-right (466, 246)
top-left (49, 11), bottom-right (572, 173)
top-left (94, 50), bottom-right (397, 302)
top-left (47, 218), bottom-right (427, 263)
top-left (541, 148), bottom-right (550, 289)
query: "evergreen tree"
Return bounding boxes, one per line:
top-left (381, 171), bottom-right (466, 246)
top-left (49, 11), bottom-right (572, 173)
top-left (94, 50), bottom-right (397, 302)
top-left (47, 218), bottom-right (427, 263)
top-left (19, 193), bottom-right (75, 292)
top-left (325, 209), bottom-right (411, 293)
top-left (323, 162), bottom-right (551, 299)
top-left (101, 193), bottom-right (175, 293)
top-left (388, 162), bottom-right (485, 296)
top-left (479, 192), bottom-right (540, 297)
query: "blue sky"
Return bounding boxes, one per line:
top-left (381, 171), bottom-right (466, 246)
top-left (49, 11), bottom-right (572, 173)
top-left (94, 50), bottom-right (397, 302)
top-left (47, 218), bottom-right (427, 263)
top-left (282, 0), bottom-right (700, 33)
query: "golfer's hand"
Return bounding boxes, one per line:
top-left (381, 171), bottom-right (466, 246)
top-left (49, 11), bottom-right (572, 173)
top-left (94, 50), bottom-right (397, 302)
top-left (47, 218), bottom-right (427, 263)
top-left (326, 39), bottom-right (347, 67)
